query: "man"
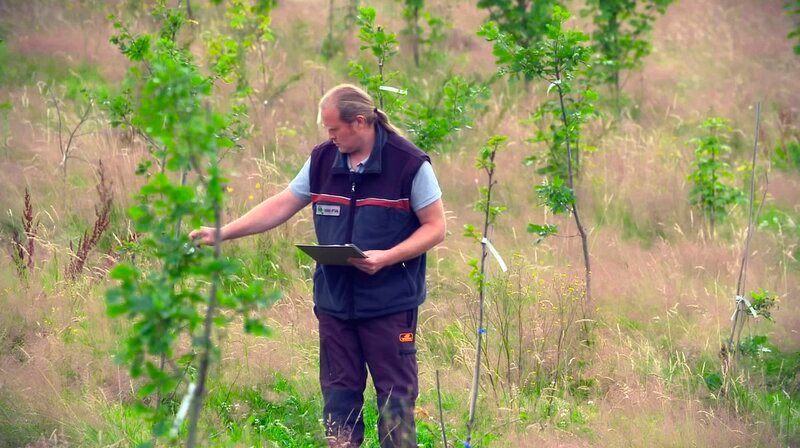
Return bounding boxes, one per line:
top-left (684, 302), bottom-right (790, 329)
top-left (190, 84), bottom-right (446, 447)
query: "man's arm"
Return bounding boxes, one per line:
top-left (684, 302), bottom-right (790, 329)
top-left (348, 198), bottom-right (446, 275)
top-left (190, 188), bottom-right (309, 245)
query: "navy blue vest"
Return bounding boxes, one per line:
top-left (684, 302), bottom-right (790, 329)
top-left (308, 125), bottom-right (431, 319)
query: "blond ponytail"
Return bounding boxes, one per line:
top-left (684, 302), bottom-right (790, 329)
top-left (319, 84), bottom-right (403, 135)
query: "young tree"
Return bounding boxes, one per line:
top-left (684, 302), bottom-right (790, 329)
top-left (398, 0), bottom-right (448, 67)
top-left (480, 6), bottom-right (597, 306)
top-left (321, 0), bottom-right (343, 60)
top-left (205, 0), bottom-right (301, 127)
top-left (581, 0), bottom-right (673, 113)
top-left (462, 135), bottom-right (508, 447)
top-left (400, 0), bottom-right (424, 66)
top-left (477, 0), bottom-right (564, 49)
top-left (104, 3), bottom-right (278, 445)
top-left (687, 117), bottom-right (744, 236)
top-left (348, 6), bottom-right (406, 113)
top-left (404, 75), bottom-right (488, 153)
top-left (348, 7), bottom-right (486, 154)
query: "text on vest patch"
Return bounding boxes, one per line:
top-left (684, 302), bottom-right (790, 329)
top-left (316, 204), bottom-right (341, 216)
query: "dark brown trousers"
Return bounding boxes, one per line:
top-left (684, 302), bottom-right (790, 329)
top-left (316, 308), bottom-right (419, 448)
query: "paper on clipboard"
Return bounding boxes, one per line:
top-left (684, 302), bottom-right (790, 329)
top-left (296, 243), bottom-right (367, 265)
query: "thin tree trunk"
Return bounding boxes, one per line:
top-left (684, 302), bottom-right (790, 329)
top-left (555, 69), bottom-right (592, 308)
top-left (412, 6), bottom-right (420, 67)
top-left (435, 370), bottom-right (448, 448)
top-left (726, 102), bottom-right (763, 357)
top-left (185, 201), bottom-right (221, 447)
top-left (465, 148), bottom-right (497, 447)
top-left (710, 141), bottom-right (716, 236)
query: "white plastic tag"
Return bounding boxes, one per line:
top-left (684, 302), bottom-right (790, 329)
top-left (481, 237), bottom-right (508, 272)
top-left (731, 295), bottom-right (758, 320)
top-left (171, 382), bottom-right (196, 437)
top-left (378, 85), bottom-right (408, 95)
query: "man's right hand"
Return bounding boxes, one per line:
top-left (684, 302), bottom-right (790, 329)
top-left (186, 187), bottom-right (309, 247)
top-left (188, 226), bottom-right (219, 246)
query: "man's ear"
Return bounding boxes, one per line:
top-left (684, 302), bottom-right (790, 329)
top-left (354, 115), bottom-right (367, 129)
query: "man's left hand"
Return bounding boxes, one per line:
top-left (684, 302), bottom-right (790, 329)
top-left (348, 250), bottom-right (394, 275)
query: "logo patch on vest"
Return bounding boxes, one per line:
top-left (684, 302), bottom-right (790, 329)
top-left (399, 332), bottom-right (414, 343)
top-left (316, 204), bottom-right (341, 216)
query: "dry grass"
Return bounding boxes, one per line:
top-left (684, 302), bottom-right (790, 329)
top-left (585, 326), bottom-right (784, 447)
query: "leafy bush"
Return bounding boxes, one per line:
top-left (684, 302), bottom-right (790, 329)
top-left (687, 117), bottom-right (745, 235)
top-left (404, 75), bottom-right (488, 153)
top-left (581, 0), bottom-right (673, 113)
top-left (477, 0), bottom-right (564, 51)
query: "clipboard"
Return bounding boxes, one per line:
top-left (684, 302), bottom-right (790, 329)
top-left (296, 243), bottom-right (367, 265)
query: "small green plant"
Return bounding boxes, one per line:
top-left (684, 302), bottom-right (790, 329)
top-left (404, 75), bottom-right (488, 153)
top-left (398, 0), bottom-right (448, 67)
top-left (204, 0), bottom-right (300, 129)
top-left (480, 5), bottom-right (596, 305)
top-left (399, 0), bottom-right (424, 67)
top-left (719, 333), bottom-right (800, 443)
top-left (749, 289), bottom-right (778, 322)
top-left (348, 6), bottom-right (406, 113)
top-left (787, 0), bottom-right (800, 55)
top-left (104, 3), bottom-right (279, 445)
top-left (581, 0), bottom-right (673, 114)
top-left (687, 117), bottom-right (744, 235)
top-left (477, 0), bottom-right (564, 50)
top-left (462, 135), bottom-right (507, 447)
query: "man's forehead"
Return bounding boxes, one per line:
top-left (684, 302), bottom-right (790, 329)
top-left (319, 107), bottom-right (343, 127)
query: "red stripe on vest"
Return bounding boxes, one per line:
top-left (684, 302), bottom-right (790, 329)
top-left (311, 193), bottom-right (350, 206)
top-left (357, 198), bottom-right (410, 210)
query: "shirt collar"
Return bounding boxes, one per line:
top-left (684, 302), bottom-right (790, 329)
top-left (332, 122), bottom-right (387, 174)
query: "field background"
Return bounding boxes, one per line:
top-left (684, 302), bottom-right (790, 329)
top-left (0, 0), bottom-right (799, 446)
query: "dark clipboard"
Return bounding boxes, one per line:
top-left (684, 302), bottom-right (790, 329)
top-left (296, 243), bottom-right (367, 266)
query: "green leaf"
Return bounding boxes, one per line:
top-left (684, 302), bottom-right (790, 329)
top-left (463, 223), bottom-right (481, 241)
top-left (110, 263), bottom-right (138, 281)
top-left (106, 300), bottom-right (129, 317)
top-left (703, 372), bottom-right (722, 391)
top-left (527, 223), bottom-right (558, 237)
top-left (244, 318), bottom-right (272, 337)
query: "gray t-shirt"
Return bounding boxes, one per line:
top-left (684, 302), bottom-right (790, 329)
top-left (289, 156), bottom-right (442, 212)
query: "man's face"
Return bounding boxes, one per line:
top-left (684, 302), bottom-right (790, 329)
top-left (320, 107), bottom-right (364, 154)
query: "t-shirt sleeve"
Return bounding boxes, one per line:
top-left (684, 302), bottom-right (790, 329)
top-left (410, 161), bottom-right (442, 212)
top-left (288, 157), bottom-right (312, 202)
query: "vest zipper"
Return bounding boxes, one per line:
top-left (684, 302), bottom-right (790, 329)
top-left (347, 180), bottom-right (357, 319)
top-left (347, 181), bottom-right (357, 243)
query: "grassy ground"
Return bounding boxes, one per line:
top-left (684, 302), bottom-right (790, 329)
top-left (0, 0), bottom-right (799, 446)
